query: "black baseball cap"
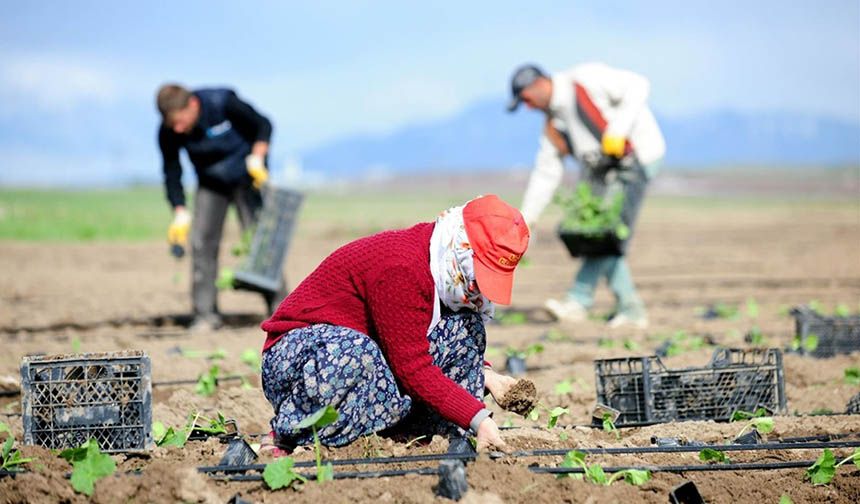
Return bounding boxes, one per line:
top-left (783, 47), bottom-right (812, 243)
top-left (507, 64), bottom-right (547, 112)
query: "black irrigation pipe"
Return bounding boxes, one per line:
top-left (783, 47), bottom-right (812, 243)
top-left (198, 440), bottom-right (860, 475)
top-left (534, 459), bottom-right (819, 475)
top-left (152, 375), bottom-right (247, 387)
top-left (209, 466), bottom-right (441, 482)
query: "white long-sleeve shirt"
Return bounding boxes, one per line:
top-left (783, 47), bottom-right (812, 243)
top-left (520, 63), bottom-right (666, 226)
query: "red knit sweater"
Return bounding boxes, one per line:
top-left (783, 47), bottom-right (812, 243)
top-left (261, 222), bottom-right (485, 429)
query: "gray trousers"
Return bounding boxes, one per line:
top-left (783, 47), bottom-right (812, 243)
top-left (191, 184), bottom-right (286, 317)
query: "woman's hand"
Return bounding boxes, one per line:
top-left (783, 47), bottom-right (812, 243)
top-left (484, 367), bottom-right (518, 404)
top-left (475, 417), bottom-right (506, 452)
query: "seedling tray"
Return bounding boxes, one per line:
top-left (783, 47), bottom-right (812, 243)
top-left (791, 306), bottom-right (860, 357)
top-left (594, 348), bottom-right (786, 426)
top-left (234, 187), bottom-right (303, 294)
top-left (556, 228), bottom-right (623, 258)
top-left (20, 351), bottom-right (152, 452)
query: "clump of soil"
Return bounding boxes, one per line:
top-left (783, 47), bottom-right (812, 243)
top-left (497, 379), bottom-right (537, 416)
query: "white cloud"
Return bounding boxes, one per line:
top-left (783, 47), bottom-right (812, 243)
top-left (0, 51), bottom-right (120, 113)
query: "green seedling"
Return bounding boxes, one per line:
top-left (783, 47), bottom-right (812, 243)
top-left (506, 343), bottom-right (544, 360)
top-left (404, 435), bottom-right (427, 449)
top-left (834, 304), bottom-right (851, 317)
top-left (555, 183), bottom-right (627, 240)
top-left (501, 417), bottom-right (514, 428)
top-left (597, 338), bottom-right (615, 349)
top-left (622, 339), bottom-right (639, 351)
top-left (215, 267), bottom-right (235, 290)
top-left (698, 448), bottom-right (730, 464)
top-left (71, 337), bottom-right (81, 353)
top-left (59, 439), bottom-right (116, 496)
top-left (602, 413), bottom-right (620, 440)
top-left (790, 333), bottom-right (819, 353)
top-left (779, 495), bottom-right (794, 504)
top-left (527, 406), bottom-right (541, 422)
top-left (263, 456), bottom-right (307, 490)
top-left (497, 311), bottom-right (528, 326)
top-left (296, 405), bottom-right (339, 483)
top-left (805, 448), bottom-right (855, 485)
top-left (659, 330), bottom-right (711, 357)
top-left (195, 365), bottom-right (220, 396)
top-left (544, 328), bottom-right (569, 342)
top-left (807, 300), bottom-right (823, 314)
top-left (189, 411), bottom-right (231, 436)
top-left (231, 228), bottom-right (254, 257)
top-left (747, 326), bottom-right (766, 346)
top-left (559, 431), bottom-right (569, 441)
top-left (1, 422), bottom-right (33, 471)
top-left (557, 449), bottom-right (650, 485)
top-left (554, 379), bottom-right (574, 396)
top-left (181, 348), bottom-right (228, 360)
top-left (151, 421), bottom-right (188, 448)
top-left (241, 348), bottom-right (263, 372)
top-left (844, 367), bottom-right (860, 386)
top-left (547, 407), bottom-right (569, 428)
top-left (746, 297), bottom-right (759, 319)
top-left (777, 305), bottom-right (791, 317)
top-left (735, 416), bottom-right (774, 439)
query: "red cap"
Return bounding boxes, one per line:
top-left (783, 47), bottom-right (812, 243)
top-left (463, 195), bottom-right (530, 305)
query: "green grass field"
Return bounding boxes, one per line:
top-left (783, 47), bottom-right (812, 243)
top-left (0, 185), bottom-right (856, 242)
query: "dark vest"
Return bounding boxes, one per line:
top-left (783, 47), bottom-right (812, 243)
top-left (183, 88), bottom-right (252, 189)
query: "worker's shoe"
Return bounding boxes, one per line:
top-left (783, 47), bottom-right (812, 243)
top-left (607, 311), bottom-right (649, 330)
top-left (544, 298), bottom-right (588, 323)
top-left (189, 313), bottom-right (223, 333)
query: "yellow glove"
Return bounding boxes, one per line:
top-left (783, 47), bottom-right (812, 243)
top-left (245, 154), bottom-right (268, 189)
top-left (601, 134), bottom-right (626, 158)
top-left (167, 209), bottom-right (191, 247)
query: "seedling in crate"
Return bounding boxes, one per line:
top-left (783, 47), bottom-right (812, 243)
top-left (196, 365), bottom-right (221, 396)
top-left (805, 448), bottom-right (860, 485)
top-left (844, 367), bottom-right (860, 386)
top-left (296, 405), bottom-right (339, 483)
top-left (698, 448), bottom-right (730, 464)
top-left (790, 333), bottom-right (819, 353)
top-left (557, 450), bottom-right (651, 486)
top-left (1, 422), bottom-right (33, 471)
top-left (834, 304), bottom-right (851, 317)
top-left (263, 456), bottom-right (307, 490)
top-left (745, 326), bottom-right (767, 346)
top-left (58, 439), bottom-right (116, 496)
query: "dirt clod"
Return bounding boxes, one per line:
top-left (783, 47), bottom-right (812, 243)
top-left (497, 379), bottom-right (538, 416)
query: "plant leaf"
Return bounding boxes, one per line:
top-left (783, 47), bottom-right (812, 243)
top-left (844, 367), bottom-right (860, 386)
top-left (751, 417), bottom-right (774, 434)
top-left (621, 469), bottom-right (651, 485)
top-left (69, 440), bottom-right (116, 496)
top-left (317, 461), bottom-right (334, 483)
top-left (805, 448), bottom-right (836, 485)
top-left (698, 448), bottom-right (729, 463)
top-left (779, 495), bottom-right (794, 504)
top-left (296, 405), bottom-right (339, 429)
top-left (554, 380), bottom-right (573, 395)
top-left (263, 456), bottom-right (306, 490)
top-left (547, 407), bottom-right (569, 428)
top-left (585, 463), bottom-right (607, 485)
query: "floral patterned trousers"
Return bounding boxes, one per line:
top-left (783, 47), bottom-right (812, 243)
top-left (262, 310), bottom-right (486, 447)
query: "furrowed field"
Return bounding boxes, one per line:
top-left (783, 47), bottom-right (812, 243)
top-left (1, 171), bottom-right (859, 503)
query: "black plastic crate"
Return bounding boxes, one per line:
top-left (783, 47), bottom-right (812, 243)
top-left (557, 228), bottom-right (623, 257)
top-left (594, 348), bottom-right (786, 426)
top-left (20, 351), bottom-right (152, 452)
top-left (234, 187), bottom-right (304, 294)
top-left (791, 306), bottom-right (860, 358)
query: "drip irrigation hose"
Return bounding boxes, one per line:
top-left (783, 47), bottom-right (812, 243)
top-left (534, 459), bottom-right (819, 475)
top-left (209, 466), bottom-right (441, 482)
top-left (197, 440), bottom-right (860, 474)
top-left (152, 375), bottom-right (246, 387)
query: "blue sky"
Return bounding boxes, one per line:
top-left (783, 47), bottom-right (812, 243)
top-left (1, 1), bottom-right (858, 185)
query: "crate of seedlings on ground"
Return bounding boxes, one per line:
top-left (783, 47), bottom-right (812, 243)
top-left (790, 305), bottom-right (860, 358)
top-left (234, 186), bottom-right (304, 294)
top-left (20, 351), bottom-right (152, 452)
top-left (594, 348), bottom-right (786, 427)
top-left (555, 182), bottom-right (628, 258)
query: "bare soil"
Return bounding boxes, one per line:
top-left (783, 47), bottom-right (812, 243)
top-left (1, 196), bottom-right (859, 503)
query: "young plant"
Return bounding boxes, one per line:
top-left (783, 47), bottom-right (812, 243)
top-left (231, 228), bottom-right (254, 257)
top-left (804, 448), bottom-right (859, 485)
top-left (215, 267), bottom-right (235, 290)
top-left (698, 448), bottom-right (730, 464)
top-left (554, 379), bottom-right (574, 396)
top-left (496, 311), bottom-right (528, 326)
top-left (195, 364), bottom-right (220, 396)
top-left (730, 408), bottom-right (774, 439)
top-left (506, 343), bottom-right (544, 360)
top-left (1, 422), bottom-right (33, 471)
top-left (746, 297), bottom-right (759, 319)
top-left (746, 326), bottom-right (766, 346)
top-left (844, 367), bottom-right (860, 386)
top-left (151, 421), bottom-right (188, 448)
top-left (834, 304), bottom-right (851, 317)
top-left (263, 456), bottom-right (307, 490)
top-left (190, 411), bottom-right (231, 436)
top-left (602, 413), bottom-right (620, 440)
top-left (296, 405), bottom-right (339, 483)
top-left (557, 450), bottom-right (650, 486)
top-left (555, 182), bottom-right (628, 240)
top-left (59, 439), bottom-right (116, 496)
top-left (241, 348), bottom-right (263, 373)
top-left (790, 333), bottom-right (819, 353)
top-left (547, 407), bottom-right (569, 428)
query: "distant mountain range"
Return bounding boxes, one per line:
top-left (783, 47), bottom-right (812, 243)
top-left (300, 98), bottom-right (860, 179)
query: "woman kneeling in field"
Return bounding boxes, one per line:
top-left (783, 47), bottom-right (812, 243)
top-left (260, 195), bottom-right (529, 452)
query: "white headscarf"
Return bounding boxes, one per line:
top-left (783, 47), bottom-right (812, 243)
top-left (427, 203), bottom-right (495, 335)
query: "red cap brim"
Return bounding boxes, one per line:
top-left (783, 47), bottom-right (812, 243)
top-left (473, 256), bottom-right (514, 305)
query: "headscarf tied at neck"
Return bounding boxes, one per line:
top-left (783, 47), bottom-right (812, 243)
top-left (427, 203), bottom-right (495, 334)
